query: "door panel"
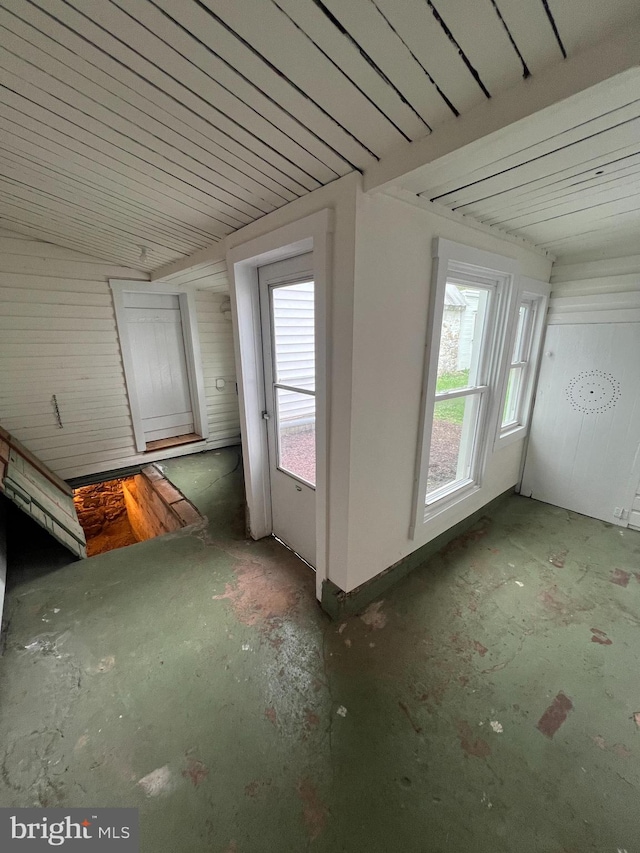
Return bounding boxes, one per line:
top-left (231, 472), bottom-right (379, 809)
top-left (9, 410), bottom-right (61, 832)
top-left (259, 254), bottom-right (316, 566)
top-left (124, 292), bottom-right (195, 443)
top-left (0, 426), bottom-right (86, 559)
top-left (522, 323), bottom-right (640, 524)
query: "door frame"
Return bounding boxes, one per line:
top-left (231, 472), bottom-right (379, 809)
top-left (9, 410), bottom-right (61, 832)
top-left (109, 279), bottom-right (209, 453)
top-left (227, 209), bottom-right (332, 600)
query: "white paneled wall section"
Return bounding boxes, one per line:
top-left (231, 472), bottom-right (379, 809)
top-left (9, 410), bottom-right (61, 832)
top-left (549, 250), bottom-right (640, 528)
top-left (0, 230), bottom-right (240, 479)
top-left (549, 252), bottom-right (640, 323)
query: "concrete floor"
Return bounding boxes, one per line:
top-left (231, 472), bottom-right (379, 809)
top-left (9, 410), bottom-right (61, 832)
top-left (1, 446), bottom-right (639, 852)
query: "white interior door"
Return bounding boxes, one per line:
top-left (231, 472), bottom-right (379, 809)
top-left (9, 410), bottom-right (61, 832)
top-left (124, 292), bottom-right (195, 443)
top-left (259, 254), bottom-right (316, 566)
top-left (522, 322), bottom-right (640, 524)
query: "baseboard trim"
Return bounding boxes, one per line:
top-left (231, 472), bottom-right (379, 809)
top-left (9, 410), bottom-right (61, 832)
top-left (320, 489), bottom-right (514, 620)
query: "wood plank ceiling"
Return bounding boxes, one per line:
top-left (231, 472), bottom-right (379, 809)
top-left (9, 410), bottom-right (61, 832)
top-left (0, 0), bottom-right (638, 270)
top-left (403, 69), bottom-right (640, 259)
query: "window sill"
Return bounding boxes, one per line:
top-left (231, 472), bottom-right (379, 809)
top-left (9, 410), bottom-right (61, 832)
top-left (420, 479), bottom-right (482, 528)
top-left (494, 424), bottom-right (527, 451)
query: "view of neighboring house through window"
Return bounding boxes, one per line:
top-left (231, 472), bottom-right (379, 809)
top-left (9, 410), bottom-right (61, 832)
top-left (271, 280), bottom-right (316, 486)
top-left (426, 280), bottom-right (495, 501)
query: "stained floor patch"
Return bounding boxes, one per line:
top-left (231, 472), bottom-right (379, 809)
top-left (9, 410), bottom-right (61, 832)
top-left (537, 692), bottom-right (574, 738)
top-left (456, 721), bottom-right (491, 758)
top-left (297, 778), bottom-right (328, 841)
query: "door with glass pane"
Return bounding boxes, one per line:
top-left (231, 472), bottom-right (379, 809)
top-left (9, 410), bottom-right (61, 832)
top-left (258, 254), bottom-right (316, 566)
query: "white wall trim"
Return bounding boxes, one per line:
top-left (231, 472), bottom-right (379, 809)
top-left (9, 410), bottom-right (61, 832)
top-left (109, 279), bottom-right (210, 452)
top-left (548, 290), bottom-right (640, 324)
top-left (227, 209), bottom-right (333, 600)
top-left (548, 309), bottom-right (640, 325)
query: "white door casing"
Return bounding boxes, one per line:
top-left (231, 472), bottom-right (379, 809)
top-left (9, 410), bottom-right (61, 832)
top-left (259, 253), bottom-right (316, 567)
top-left (521, 322), bottom-right (640, 525)
top-left (110, 280), bottom-right (209, 452)
top-left (227, 208), bottom-right (332, 600)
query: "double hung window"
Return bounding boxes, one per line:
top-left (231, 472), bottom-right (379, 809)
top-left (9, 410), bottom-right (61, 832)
top-left (497, 279), bottom-right (549, 447)
top-left (426, 277), bottom-right (496, 502)
top-left (412, 239), bottom-right (518, 533)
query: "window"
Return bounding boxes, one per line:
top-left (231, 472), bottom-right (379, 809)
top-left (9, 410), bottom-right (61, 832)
top-left (496, 278), bottom-right (550, 448)
top-left (426, 280), bottom-right (494, 499)
top-left (412, 239), bottom-right (518, 534)
top-left (502, 298), bottom-right (536, 430)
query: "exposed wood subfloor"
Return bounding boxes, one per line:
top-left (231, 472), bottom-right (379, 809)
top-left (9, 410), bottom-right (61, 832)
top-left (144, 433), bottom-right (202, 452)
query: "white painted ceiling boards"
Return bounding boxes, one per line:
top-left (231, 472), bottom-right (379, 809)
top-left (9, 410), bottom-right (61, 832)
top-left (0, 0), bottom-right (639, 271)
top-left (400, 69), bottom-right (640, 260)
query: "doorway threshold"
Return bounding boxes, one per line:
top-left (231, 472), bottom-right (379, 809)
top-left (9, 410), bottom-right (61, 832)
top-left (145, 433), bottom-right (203, 453)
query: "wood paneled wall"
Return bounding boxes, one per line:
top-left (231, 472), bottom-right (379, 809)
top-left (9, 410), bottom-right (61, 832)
top-left (0, 230), bottom-right (240, 479)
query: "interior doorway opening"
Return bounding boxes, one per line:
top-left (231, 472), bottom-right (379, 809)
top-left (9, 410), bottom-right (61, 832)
top-left (73, 465), bottom-right (202, 557)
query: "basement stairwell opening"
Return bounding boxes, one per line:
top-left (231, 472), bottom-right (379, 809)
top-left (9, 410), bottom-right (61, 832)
top-left (73, 465), bottom-right (203, 557)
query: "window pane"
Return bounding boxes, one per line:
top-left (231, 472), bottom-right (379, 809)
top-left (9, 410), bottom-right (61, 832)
top-left (276, 387), bottom-right (315, 485)
top-left (437, 284), bottom-right (491, 391)
top-left (511, 303), bottom-right (528, 362)
top-left (272, 281), bottom-right (315, 391)
top-left (427, 395), bottom-right (480, 497)
top-left (502, 366), bottom-right (523, 427)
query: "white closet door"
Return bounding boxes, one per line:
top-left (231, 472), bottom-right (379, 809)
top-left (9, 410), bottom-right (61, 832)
top-left (522, 322), bottom-right (640, 524)
top-left (124, 292), bottom-right (195, 442)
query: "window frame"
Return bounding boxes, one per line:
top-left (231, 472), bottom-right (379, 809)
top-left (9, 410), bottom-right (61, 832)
top-left (494, 276), bottom-right (550, 450)
top-left (425, 274), bottom-right (496, 506)
top-left (411, 239), bottom-right (518, 537)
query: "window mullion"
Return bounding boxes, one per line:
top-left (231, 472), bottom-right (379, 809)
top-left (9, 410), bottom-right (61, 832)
top-left (434, 385), bottom-right (488, 402)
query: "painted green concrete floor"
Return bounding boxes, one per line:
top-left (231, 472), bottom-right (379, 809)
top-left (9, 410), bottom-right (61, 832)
top-left (1, 446), bottom-right (640, 852)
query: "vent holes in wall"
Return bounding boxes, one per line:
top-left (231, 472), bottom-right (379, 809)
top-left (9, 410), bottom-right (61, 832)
top-left (565, 370), bottom-right (621, 414)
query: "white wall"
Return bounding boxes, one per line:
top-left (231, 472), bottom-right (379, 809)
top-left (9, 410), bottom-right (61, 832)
top-left (0, 230), bottom-right (240, 479)
top-left (192, 173), bottom-right (551, 594)
top-left (344, 190), bottom-right (552, 591)
top-left (547, 251), bottom-right (640, 530)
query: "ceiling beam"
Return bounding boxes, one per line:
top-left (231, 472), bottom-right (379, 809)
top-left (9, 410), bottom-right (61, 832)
top-left (363, 18), bottom-right (640, 194)
top-left (151, 240), bottom-right (227, 281)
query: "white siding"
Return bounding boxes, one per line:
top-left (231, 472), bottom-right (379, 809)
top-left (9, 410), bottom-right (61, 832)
top-left (0, 231), bottom-right (240, 479)
top-left (273, 283), bottom-right (315, 426)
top-left (195, 289), bottom-right (241, 446)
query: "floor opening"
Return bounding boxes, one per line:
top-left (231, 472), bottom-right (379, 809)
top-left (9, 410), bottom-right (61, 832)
top-left (73, 465), bottom-right (203, 557)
